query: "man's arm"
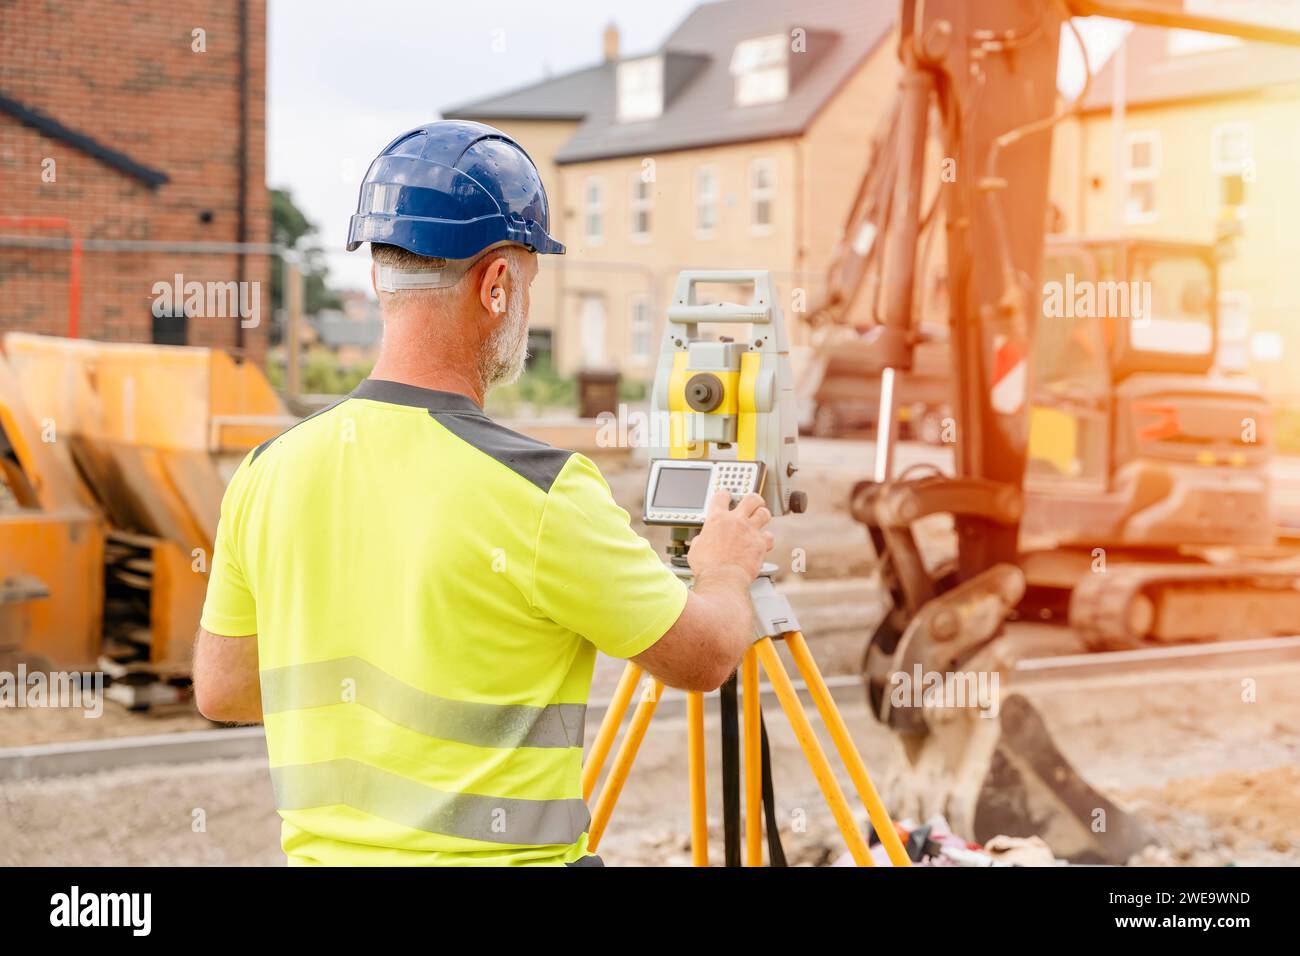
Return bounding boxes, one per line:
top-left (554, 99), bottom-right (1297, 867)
top-left (195, 452), bottom-right (262, 723)
top-left (193, 628), bottom-right (262, 724)
top-left (633, 491), bottom-right (773, 692)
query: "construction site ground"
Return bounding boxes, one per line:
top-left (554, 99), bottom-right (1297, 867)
top-left (2, 439), bottom-right (1299, 866)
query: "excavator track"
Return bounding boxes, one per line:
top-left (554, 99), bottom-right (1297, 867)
top-left (1069, 562), bottom-right (1300, 649)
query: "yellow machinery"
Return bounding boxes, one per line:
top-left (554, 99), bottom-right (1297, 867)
top-left (0, 333), bottom-right (294, 706)
top-left (0, 353), bottom-right (103, 668)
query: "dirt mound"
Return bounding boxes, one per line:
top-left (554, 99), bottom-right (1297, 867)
top-left (1121, 765), bottom-right (1300, 864)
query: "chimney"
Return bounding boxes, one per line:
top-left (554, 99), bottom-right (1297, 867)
top-left (603, 22), bottom-right (620, 62)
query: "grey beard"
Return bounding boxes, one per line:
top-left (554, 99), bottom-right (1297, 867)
top-left (480, 279), bottom-right (530, 390)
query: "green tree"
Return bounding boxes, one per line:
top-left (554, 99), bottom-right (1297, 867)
top-left (271, 189), bottom-right (341, 342)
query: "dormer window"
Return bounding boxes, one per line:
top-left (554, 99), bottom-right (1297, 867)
top-left (730, 34), bottom-right (788, 106)
top-left (617, 56), bottom-right (664, 123)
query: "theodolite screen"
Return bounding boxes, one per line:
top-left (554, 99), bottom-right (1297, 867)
top-left (652, 467), bottom-right (713, 509)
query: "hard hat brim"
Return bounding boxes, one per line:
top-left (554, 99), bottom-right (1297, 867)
top-left (347, 214), bottom-right (565, 258)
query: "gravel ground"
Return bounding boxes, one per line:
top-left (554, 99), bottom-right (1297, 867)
top-left (0, 757), bottom-right (282, 867)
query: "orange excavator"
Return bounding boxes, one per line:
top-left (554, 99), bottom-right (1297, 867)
top-left (816, 0), bottom-right (1300, 862)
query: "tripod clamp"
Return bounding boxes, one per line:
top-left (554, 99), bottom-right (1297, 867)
top-left (668, 559), bottom-right (801, 642)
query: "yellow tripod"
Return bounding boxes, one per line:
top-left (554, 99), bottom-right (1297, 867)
top-left (581, 572), bottom-right (911, 867)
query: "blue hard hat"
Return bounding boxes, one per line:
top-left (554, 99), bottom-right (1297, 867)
top-left (346, 120), bottom-right (565, 259)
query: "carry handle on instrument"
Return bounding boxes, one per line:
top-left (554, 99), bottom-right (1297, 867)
top-left (666, 270), bottom-right (776, 326)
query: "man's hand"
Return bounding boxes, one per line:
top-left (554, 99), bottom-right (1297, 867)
top-left (687, 491), bottom-right (774, 584)
top-left (633, 492), bottom-right (775, 692)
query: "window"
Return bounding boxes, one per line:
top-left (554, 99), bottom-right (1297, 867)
top-left (694, 165), bottom-right (718, 237)
top-left (1029, 250), bottom-right (1111, 488)
top-left (617, 57), bottom-right (663, 123)
top-left (1129, 249), bottom-right (1215, 358)
top-left (1218, 291), bottom-right (1250, 372)
top-left (1251, 330), bottom-right (1284, 363)
top-left (1122, 131), bottom-right (1159, 224)
top-left (630, 296), bottom-right (654, 363)
top-left (1212, 122), bottom-right (1252, 209)
top-left (750, 159), bottom-right (775, 233)
top-left (1212, 124), bottom-right (1252, 174)
top-left (580, 295), bottom-right (607, 367)
top-left (730, 34), bottom-right (788, 106)
top-left (584, 177), bottom-right (605, 244)
top-left (526, 328), bottom-right (553, 373)
top-left (630, 174), bottom-right (653, 241)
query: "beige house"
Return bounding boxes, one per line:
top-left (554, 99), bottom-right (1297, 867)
top-left (1050, 15), bottom-right (1300, 403)
top-left (445, 0), bottom-right (897, 381)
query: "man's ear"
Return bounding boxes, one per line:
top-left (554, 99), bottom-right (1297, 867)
top-left (370, 262), bottom-right (378, 297)
top-left (478, 256), bottom-right (509, 318)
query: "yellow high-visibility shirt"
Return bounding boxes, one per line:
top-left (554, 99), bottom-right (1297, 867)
top-left (200, 378), bottom-right (687, 865)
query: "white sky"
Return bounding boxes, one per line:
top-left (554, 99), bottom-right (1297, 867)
top-left (266, 1), bottom-right (1129, 292)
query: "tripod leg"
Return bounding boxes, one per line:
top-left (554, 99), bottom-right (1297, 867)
top-left (753, 637), bottom-right (875, 867)
top-left (687, 691), bottom-right (709, 867)
top-left (758, 717), bottom-right (788, 866)
top-left (785, 630), bottom-right (912, 868)
top-left (741, 648), bottom-right (763, 866)
top-left (583, 662), bottom-right (642, 801)
top-left (587, 675), bottom-right (663, 852)
top-left (720, 675), bottom-right (741, 867)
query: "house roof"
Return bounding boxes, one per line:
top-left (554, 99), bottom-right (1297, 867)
top-left (0, 91), bottom-right (169, 188)
top-left (443, 0), bottom-right (893, 164)
top-left (443, 63), bottom-right (610, 122)
top-left (311, 311), bottom-right (383, 350)
top-left (1081, 25), bottom-right (1300, 113)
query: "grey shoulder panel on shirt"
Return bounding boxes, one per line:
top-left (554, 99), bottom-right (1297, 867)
top-left (249, 379), bottom-right (573, 491)
top-left (432, 412), bottom-right (574, 493)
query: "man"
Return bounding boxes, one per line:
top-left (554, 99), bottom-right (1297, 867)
top-left (194, 120), bottom-right (773, 866)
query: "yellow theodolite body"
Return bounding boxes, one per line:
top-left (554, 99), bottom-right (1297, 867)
top-left (649, 270), bottom-right (799, 519)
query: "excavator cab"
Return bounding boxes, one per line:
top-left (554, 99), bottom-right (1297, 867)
top-left (1022, 237), bottom-right (1271, 550)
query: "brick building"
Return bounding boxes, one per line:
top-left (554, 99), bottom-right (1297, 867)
top-left (0, 0), bottom-right (270, 362)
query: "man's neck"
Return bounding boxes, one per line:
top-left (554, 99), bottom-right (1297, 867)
top-left (368, 309), bottom-right (487, 406)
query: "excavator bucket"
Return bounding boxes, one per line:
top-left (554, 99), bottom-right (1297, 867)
top-left (876, 679), bottom-right (1155, 864)
top-left (977, 695), bottom-right (1153, 863)
top-left (855, 478), bottom-right (1155, 863)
